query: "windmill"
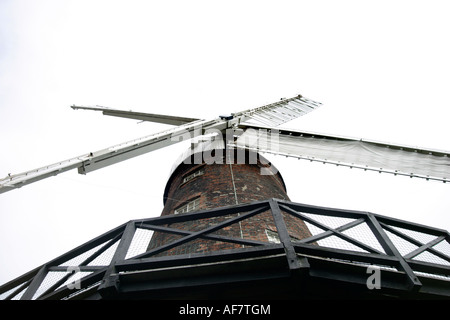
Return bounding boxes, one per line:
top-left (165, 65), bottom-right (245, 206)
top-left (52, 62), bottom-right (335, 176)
top-left (1, 93), bottom-right (449, 300)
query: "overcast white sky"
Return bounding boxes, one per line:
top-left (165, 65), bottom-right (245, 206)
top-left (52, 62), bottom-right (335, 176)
top-left (1, 0), bottom-right (449, 285)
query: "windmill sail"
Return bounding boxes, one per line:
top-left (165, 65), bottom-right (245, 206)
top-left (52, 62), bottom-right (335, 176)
top-left (0, 118), bottom-right (222, 193)
top-left (233, 124), bottom-right (450, 182)
top-left (235, 95), bottom-right (321, 127)
top-left (71, 105), bottom-right (200, 125)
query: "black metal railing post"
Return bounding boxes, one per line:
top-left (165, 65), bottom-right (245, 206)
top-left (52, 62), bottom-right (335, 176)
top-left (269, 199), bottom-right (309, 273)
top-left (98, 221), bottom-right (136, 298)
top-left (20, 265), bottom-right (48, 300)
top-left (366, 213), bottom-right (422, 291)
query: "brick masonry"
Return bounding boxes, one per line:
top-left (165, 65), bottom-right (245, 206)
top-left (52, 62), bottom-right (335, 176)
top-left (147, 149), bottom-right (312, 256)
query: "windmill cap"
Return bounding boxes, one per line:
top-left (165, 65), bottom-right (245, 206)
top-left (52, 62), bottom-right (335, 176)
top-left (162, 139), bottom-right (286, 205)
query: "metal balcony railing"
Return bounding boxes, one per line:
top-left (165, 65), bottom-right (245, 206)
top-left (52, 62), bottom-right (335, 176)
top-left (1, 199), bottom-right (449, 300)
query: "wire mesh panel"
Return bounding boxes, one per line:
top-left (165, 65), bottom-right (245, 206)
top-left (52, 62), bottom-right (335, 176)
top-left (280, 204), bottom-right (386, 255)
top-left (415, 251), bottom-right (450, 266)
top-left (383, 229), bottom-right (420, 257)
top-left (125, 228), bottom-right (154, 259)
top-left (378, 222), bottom-right (450, 267)
top-left (86, 241), bottom-right (119, 266)
top-left (0, 284), bottom-right (26, 300)
top-left (63, 243), bottom-right (107, 267)
top-left (341, 222), bottom-right (386, 253)
top-left (433, 241), bottom-right (450, 261)
top-left (297, 213), bottom-right (384, 253)
top-left (32, 271), bottom-right (94, 300)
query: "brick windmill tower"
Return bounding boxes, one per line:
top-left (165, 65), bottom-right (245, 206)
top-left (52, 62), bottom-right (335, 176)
top-left (147, 142), bottom-right (312, 258)
top-left (1, 94), bottom-right (450, 300)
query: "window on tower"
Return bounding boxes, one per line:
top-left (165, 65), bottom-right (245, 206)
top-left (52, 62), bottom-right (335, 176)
top-left (174, 197), bottom-right (201, 214)
top-left (265, 229), bottom-right (281, 243)
top-left (182, 168), bottom-right (205, 184)
top-left (265, 228), bottom-right (300, 243)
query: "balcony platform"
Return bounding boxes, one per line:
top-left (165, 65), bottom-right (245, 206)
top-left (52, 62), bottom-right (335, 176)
top-left (1, 199), bottom-right (449, 300)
